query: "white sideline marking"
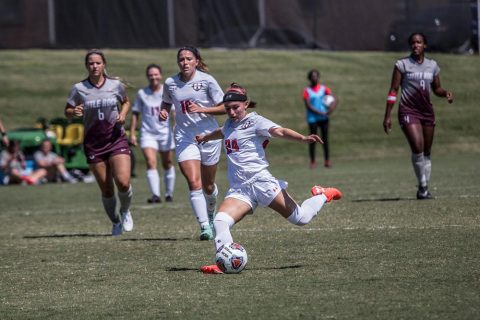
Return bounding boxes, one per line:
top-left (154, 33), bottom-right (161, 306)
top-left (234, 224), bottom-right (475, 233)
top-left (15, 204), bottom-right (187, 216)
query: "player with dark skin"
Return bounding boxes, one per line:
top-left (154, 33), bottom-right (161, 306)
top-left (383, 33), bottom-right (453, 199)
top-left (303, 69), bottom-right (338, 168)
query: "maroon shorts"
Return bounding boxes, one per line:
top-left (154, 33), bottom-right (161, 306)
top-left (84, 137), bottom-right (131, 164)
top-left (398, 113), bottom-right (435, 128)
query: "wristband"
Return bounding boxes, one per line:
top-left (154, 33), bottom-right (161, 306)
top-left (387, 92), bottom-right (397, 103)
top-left (0, 132), bottom-right (5, 137)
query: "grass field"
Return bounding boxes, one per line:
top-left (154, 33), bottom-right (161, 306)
top-left (0, 49), bottom-right (479, 319)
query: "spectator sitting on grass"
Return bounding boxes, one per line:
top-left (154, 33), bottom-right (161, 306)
top-left (34, 139), bottom-right (77, 183)
top-left (0, 140), bottom-right (47, 185)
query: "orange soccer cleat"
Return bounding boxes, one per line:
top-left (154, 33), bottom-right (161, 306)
top-left (200, 264), bottom-right (224, 274)
top-left (311, 185), bottom-right (342, 202)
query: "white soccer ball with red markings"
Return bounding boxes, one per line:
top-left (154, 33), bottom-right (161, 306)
top-left (323, 95), bottom-right (335, 107)
top-left (215, 242), bottom-right (248, 274)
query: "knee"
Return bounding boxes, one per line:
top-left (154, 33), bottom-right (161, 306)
top-left (287, 206), bottom-right (308, 226)
top-left (116, 180), bottom-right (131, 192)
top-left (203, 183), bottom-right (216, 195)
top-left (146, 159), bottom-right (157, 170)
top-left (185, 176), bottom-right (201, 190)
top-left (118, 185), bottom-right (130, 193)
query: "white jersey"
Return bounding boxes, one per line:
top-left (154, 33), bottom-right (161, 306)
top-left (132, 86), bottom-right (173, 136)
top-left (162, 70), bottom-right (224, 142)
top-left (221, 112), bottom-right (281, 188)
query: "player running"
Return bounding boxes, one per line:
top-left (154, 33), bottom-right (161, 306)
top-left (196, 83), bottom-right (342, 274)
top-left (383, 33), bottom-right (453, 199)
top-left (130, 64), bottom-right (176, 203)
top-left (159, 46), bottom-right (225, 240)
top-left (65, 49), bottom-right (134, 236)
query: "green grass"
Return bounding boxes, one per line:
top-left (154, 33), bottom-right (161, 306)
top-left (0, 49), bottom-right (479, 319)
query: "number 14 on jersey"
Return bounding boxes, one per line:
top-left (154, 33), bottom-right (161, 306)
top-left (225, 139), bottom-right (239, 154)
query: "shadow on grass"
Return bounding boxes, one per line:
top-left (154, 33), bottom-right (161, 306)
top-left (166, 264), bottom-right (302, 272)
top-left (351, 197), bottom-right (416, 202)
top-left (120, 237), bottom-right (191, 242)
top-left (24, 233), bottom-right (111, 239)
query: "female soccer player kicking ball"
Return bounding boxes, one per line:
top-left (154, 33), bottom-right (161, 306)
top-left (196, 83), bottom-right (342, 274)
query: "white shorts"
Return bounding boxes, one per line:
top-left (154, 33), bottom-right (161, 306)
top-left (140, 132), bottom-right (175, 152)
top-left (176, 139), bottom-right (221, 166)
top-left (225, 172), bottom-right (288, 211)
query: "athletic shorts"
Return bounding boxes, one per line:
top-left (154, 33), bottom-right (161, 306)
top-left (225, 172), bottom-right (288, 211)
top-left (85, 137), bottom-right (131, 164)
top-left (140, 132), bottom-right (174, 152)
top-left (176, 139), bottom-right (221, 166)
top-left (398, 112), bottom-right (435, 128)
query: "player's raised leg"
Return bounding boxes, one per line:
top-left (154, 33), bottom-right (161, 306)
top-left (270, 187), bottom-right (341, 227)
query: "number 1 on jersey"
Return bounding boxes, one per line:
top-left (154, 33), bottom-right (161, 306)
top-left (180, 100), bottom-right (191, 114)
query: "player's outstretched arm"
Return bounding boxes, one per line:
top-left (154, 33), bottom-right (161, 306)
top-left (196, 128), bottom-right (224, 144)
top-left (269, 127), bottom-right (323, 144)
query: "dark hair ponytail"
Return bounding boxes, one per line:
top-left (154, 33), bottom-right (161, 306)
top-left (177, 45), bottom-right (209, 73)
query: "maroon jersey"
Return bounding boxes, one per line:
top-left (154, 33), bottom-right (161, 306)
top-left (395, 56), bottom-right (440, 119)
top-left (67, 78), bottom-right (129, 161)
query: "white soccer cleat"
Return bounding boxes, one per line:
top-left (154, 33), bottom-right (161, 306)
top-left (122, 211), bottom-right (134, 232)
top-left (112, 222), bottom-right (123, 236)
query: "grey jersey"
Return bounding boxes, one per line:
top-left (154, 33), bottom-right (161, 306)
top-left (66, 78), bottom-right (127, 155)
top-left (395, 56), bottom-right (440, 116)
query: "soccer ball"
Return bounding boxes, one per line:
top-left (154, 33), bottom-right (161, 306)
top-left (323, 95), bottom-right (335, 107)
top-left (216, 242), bottom-right (248, 274)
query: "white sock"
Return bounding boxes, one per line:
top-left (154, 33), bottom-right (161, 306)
top-left (102, 196), bottom-right (119, 223)
top-left (424, 155), bottom-right (432, 185)
top-left (61, 170), bottom-right (73, 181)
top-left (204, 183), bottom-right (218, 214)
top-left (190, 189), bottom-right (209, 227)
top-left (118, 185), bottom-right (133, 214)
top-left (411, 153), bottom-right (427, 187)
top-left (287, 195), bottom-right (327, 226)
top-left (147, 169), bottom-right (160, 197)
top-left (213, 212), bottom-right (235, 251)
top-left (164, 166), bottom-right (175, 197)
